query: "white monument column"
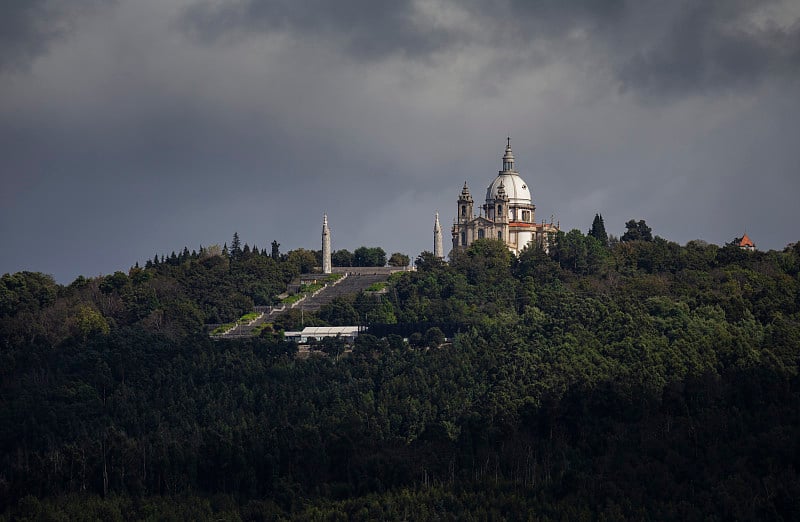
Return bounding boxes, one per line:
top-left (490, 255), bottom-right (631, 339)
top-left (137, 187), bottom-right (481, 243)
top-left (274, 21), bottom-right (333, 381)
top-left (322, 214), bottom-right (332, 274)
top-left (434, 212), bottom-right (444, 259)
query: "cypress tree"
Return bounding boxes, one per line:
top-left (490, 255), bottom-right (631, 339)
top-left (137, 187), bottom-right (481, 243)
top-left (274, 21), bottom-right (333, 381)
top-left (589, 213), bottom-right (608, 246)
top-left (231, 232), bottom-right (242, 259)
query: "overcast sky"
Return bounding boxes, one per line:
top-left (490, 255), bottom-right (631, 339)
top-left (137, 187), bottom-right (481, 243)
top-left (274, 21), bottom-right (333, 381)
top-left (2, 0), bottom-right (799, 283)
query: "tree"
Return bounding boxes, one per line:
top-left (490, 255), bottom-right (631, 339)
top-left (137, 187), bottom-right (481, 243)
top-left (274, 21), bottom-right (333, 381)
top-left (231, 232), bottom-right (242, 259)
top-left (621, 219), bottom-right (653, 242)
top-left (332, 249), bottom-right (354, 267)
top-left (415, 251), bottom-right (446, 272)
top-left (318, 296), bottom-right (359, 325)
top-left (286, 249), bottom-right (318, 274)
top-left (353, 247), bottom-right (387, 267)
top-left (388, 252), bottom-right (410, 267)
top-left (69, 305), bottom-right (110, 340)
top-left (424, 327), bottom-right (445, 348)
top-left (271, 240), bottom-right (281, 260)
top-left (588, 213), bottom-right (608, 246)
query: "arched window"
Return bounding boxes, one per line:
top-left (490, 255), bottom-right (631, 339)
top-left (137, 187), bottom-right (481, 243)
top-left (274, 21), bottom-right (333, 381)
top-left (498, 231), bottom-right (503, 240)
top-left (461, 205), bottom-right (466, 217)
top-left (460, 232), bottom-right (466, 246)
top-left (497, 205), bottom-right (502, 215)
top-left (478, 229), bottom-right (485, 239)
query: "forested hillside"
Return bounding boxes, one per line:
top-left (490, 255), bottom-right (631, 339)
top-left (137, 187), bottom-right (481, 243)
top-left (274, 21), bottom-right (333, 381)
top-left (2, 228), bottom-right (800, 520)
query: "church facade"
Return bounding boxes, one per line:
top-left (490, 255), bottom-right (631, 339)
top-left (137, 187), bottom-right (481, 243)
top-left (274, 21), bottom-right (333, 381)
top-left (451, 139), bottom-right (559, 255)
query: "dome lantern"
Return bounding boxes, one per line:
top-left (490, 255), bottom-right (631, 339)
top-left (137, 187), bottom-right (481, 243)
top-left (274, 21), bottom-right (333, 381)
top-left (502, 136), bottom-right (515, 172)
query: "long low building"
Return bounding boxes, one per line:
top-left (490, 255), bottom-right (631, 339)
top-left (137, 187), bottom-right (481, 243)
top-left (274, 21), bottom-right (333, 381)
top-left (284, 326), bottom-right (362, 344)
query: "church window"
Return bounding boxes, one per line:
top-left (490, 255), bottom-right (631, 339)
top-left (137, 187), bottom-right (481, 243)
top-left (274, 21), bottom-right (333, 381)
top-left (461, 205), bottom-right (466, 217)
top-left (478, 229), bottom-right (485, 239)
top-left (522, 210), bottom-right (530, 222)
top-left (461, 231), bottom-right (466, 246)
top-left (497, 231), bottom-right (502, 240)
top-left (497, 205), bottom-right (502, 215)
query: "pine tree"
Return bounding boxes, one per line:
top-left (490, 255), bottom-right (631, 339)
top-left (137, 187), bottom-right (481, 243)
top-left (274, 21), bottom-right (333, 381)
top-left (231, 232), bottom-right (242, 259)
top-left (271, 240), bottom-right (281, 260)
top-left (589, 213), bottom-right (608, 246)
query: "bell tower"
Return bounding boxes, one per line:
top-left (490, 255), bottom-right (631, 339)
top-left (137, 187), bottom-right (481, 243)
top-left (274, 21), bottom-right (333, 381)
top-left (457, 182), bottom-right (473, 223)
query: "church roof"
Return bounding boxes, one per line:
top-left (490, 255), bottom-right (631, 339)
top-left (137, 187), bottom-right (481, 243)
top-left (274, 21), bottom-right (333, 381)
top-left (487, 174), bottom-right (531, 206)
top-left (486, 138), bottom-right (533, 206)
top-left (736, 233), bottom-right (755, 248)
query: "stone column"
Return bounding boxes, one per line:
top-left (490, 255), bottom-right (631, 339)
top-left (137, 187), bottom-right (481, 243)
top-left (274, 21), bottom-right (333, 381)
top-left (322, 214), bottom-right (331, 274)
top-left (434, 212), bottom-right (444, 259)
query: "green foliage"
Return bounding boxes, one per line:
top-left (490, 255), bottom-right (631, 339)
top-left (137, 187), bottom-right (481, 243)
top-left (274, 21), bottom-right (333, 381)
top-left (424, 326), bottom-right (445, 348)
top-left (318, 296), bottom-right (359, 325)
top-left (211, 323), bottom-right (236, 335)
top-left (0, 271), bottom-right (58, 316)
top-left (415, 251), bottom-right (446, 271)
top-left (286, 248), bottom-right (318, 273)
top-left (69, 305), bottom-right (110, 340)
top-left (388, 252), bottom-right (410, 267)
top-left (621, 219), bottom-right (654, 242)
top-left (588, 213), bottom-right (608, 246)
top-left (332, 249), bottom-right (354, 267)
top-left (237, 312), bottom-right (259, 324)
top-left (3, 231), bottom-right (800, 519)
top-left (365, 281), bottom-right (387, 292)
top-left (281, 293), bottom-right (305, 305)
top-left (353, 246), bottom-right (387, 267)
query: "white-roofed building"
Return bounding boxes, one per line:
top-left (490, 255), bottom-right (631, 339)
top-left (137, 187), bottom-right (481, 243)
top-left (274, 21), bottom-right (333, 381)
top-left (452, 138), bottom-right (559, 255)
top-left (284, 326), bottom-right (361, 344)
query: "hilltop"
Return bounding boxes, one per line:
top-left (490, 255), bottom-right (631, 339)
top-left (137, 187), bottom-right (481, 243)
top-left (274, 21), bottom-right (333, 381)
top-left (1, 226), bottom-right (800, 519)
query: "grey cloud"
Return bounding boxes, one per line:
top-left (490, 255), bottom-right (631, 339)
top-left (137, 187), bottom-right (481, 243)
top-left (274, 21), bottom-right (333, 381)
top-left (616, 1), bottom-right (800, 98)
top-left (179, 0), bottom-right (800, 100)
top-left (0, 0), bottom-right (108, 71)
top-left (466, 0), bottom-right (800, 100)
top-left (2, 0), bottom-right (799, 283)
top-left (180, 0), bottom-right (455, 60)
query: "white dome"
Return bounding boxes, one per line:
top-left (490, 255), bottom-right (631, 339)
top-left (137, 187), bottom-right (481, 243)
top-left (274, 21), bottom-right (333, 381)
top-left (486, 173), bottom-right (531, 206)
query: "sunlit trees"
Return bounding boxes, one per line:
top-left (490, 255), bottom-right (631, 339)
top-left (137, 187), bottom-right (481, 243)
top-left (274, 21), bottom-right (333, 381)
top-left (353, 246), bottom-right (387, 267)
top-left (388, 252), bottom-right (410, 267)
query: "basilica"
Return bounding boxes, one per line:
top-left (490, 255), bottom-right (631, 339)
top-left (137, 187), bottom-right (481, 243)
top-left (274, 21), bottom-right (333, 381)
top-left (448, 138), bottom-right (559, 255)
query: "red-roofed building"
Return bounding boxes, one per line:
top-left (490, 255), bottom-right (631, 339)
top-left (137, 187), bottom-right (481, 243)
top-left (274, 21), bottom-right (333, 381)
top-left (733, 233), bottom-right (756, 251)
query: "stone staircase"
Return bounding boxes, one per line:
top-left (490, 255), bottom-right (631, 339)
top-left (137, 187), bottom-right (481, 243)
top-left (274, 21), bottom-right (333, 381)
top-left (213, 269), bottom-right (401, 339)
top-left (294, 273), bottom-right (388, 312)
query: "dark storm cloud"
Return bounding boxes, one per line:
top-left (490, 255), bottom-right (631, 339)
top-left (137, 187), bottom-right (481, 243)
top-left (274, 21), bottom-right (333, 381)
top-left (2, 0), bottom-right (799, 282)
top-left (181, 0), bottom-right (800, 99)
top-left (0, 0), bottom-right (108, 71)
top-left (181, 0), bottom-right (455, 60)
top-left (617, 1), bottom-right (800, 98)
top-left (470, 0), bottom-right (800, 99)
